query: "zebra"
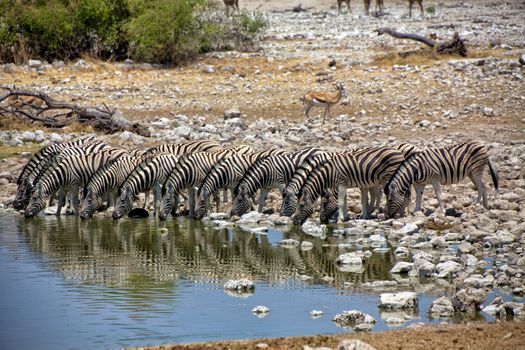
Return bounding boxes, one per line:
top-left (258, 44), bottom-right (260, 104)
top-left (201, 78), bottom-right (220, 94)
top-left (112, 153), bottom-right (181, 219)
top-left (14, 140), bottom-right (110, 210)
top-left (279, 143), bottom-right (417, 219)
top-left (280, 152), bottom-right (336, 218)
top-left (144, 140), bottom-right (223, 156)
top-left (24, 149), bottom-right (128, 217)
top-left (292, 147), bottom-right (406, 225)
top-left (194, 148), bottom-right (287, 219)
top-left (158, 146), bottom-right (253, 220)
top-left (384, 141), bottom-right (499, 218)
top-left (79, 155), bottom-right (146, 219)
top-left (230, 147), bottom-right (323, 217)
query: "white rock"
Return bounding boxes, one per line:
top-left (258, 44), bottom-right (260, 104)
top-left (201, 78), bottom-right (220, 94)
top-left (413, 258), bottom-right (436, 277)
top-left (336, 252), bottom-right (363, 266)
top-left (224, 107), bottom-right (241, 119)
top-left (44, 206), bottom-right (59, 215)
top-left (20, 131), bottom-right (36, 142)
top-left (174, 125), bottom-right (192, 139)
top-left (301, 241), bottom-right (314, 250)
top-left (390, 262), bottom-right (414, 273)
top-left (332, 310), bottom-right (376, 328)
top-left (337, 339), bottom-right (377, 350)
top-left (310, 310), bottom-right (324, 318)
top-left (209, 212), bottom-right (229, 220)
top-left (428, 296), bottom-right (454, 317)
top-left (435, 260), bottom-right (463, 278)
top-left (397, 223), bottom-right (419, 235)
top-left (252, 305), bottom-right (270, 315)
top-left (237, 211), bottom-right (264, 224)
top-left (224, 278), bottom-right (255, 293)
top-left (301, 220), bottom-right (327, 237)
top-left (379, 292), bottom-right (418, 309)
top-left (268, 214), bottom-right (291, 225)
top-left (28, 59), bottom-right (42, 68)
top-left (72, 59), bottom-right (90, 70)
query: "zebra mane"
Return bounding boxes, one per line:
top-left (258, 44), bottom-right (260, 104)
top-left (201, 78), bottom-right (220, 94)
top-left (383, 151), bottom-right (422, 193)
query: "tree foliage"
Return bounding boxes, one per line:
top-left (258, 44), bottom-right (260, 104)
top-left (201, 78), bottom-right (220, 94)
top-left (0, 0), bottom-right (267, 64)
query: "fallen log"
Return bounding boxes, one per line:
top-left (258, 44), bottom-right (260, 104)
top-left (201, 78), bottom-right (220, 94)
top-left (376, 27), bottom-right (467, 57)
top-left (0, 89), bottom-right (150, 137)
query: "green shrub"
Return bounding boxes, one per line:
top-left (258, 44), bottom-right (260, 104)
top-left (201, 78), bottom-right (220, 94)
top-left (0, 0), bottom-right (267, 64)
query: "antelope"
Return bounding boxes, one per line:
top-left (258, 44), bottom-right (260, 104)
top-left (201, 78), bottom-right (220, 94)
top-left (409, 0), bottom-right (424, 18)
top-left (223, 0), bottom-right (239, 17)
top-left (338, 0), bottom-right (351, 14)
top-left (301, 82), bottom-right (346, 124)
top-left (364, 0), bottom-right (384, 15)
top-left (5, 95), bottom-right (45, 109)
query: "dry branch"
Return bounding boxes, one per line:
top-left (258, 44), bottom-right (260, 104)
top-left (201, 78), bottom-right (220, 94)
top-left (0, 89), bottom-right (150, 136)
top-left (376, 27), bottom-right (467, 57)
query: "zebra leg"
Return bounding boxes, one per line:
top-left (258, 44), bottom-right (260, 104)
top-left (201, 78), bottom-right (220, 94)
top-left (71, 186), bottom-right (80, 215)
top-left (360, 187), bottom-right (370, 219)
top-left (213, 192), bottom-right (221, 212)
top-left (337, 185), bottom-right (349, 222)
top-left (469, 172), bottom-right (488, 208)
top-left (431, 180), bottom-right (445, 213)
top-left (257, 189), bottom-right (268, 213)
top-left (143, 190), bottom-right (150, 209)
top-left (56, 189), bottom-right (67, 216)
top-left (188, 187), bottom-right (195, 218)
top-left (153, 184), bottom-right (161, 216)
top-left (413, 183), bottom-right (425, 213)
top-left (223, 189), bottom-right (228, 203)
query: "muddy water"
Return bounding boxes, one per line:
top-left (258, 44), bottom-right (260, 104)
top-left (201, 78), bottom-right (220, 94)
top-left (0, 212), bottom-right (496, 349)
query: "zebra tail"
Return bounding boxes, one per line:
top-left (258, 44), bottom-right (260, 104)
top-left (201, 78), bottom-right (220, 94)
top-left (488, 158), bottom-right (499, 193)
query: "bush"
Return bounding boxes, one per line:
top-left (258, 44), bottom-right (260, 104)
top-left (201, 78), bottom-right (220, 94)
top-left (0, 0), bottom-right (267, 64)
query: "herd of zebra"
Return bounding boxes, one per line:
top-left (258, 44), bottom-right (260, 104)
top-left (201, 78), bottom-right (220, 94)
top-left (13, 136), bottom-right (499, 225)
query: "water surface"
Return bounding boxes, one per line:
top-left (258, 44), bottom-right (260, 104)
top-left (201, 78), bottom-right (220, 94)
top-left (0, 212), bottom-right (500, 349)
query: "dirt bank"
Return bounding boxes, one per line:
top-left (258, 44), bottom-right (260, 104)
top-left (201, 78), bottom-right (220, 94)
top-left (130, 321), bottom-right (525, 349)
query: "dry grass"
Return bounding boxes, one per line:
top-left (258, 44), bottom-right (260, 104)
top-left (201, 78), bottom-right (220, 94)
top-left (372, 46), bottom-right (507, 67)
top-left (0, 115), bottom-right (43, 131)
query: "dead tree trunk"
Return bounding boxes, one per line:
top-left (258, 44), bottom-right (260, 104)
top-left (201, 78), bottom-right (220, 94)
top-left (376, 28), bottom-right (467, 57)
top-left (0, 89), bottom-right (150, 136)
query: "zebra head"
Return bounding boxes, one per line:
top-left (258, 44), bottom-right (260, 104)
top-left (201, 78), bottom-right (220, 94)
top-left (158, 183), bottom-right (175, 221)
top-left (79, 191), bottom-right (102, 219)
top-left (112, 185), bottom-right (135, 220)
top-left (385, 181), bottom-right (406, 219)
top-left (194, 190), bottom-right (211, 220)
top-left (292, 191), bottom-right (315, 225)
top-left (280, 189), bottom-right (298, 217)
top-left (24, 183), bottom-right (46, 218)
top-left (230, 188), bottom-right (251, 217)
top-left (319, 189), bottom-right (338, 224)
top-left (13, 180), bottom-right (32, 210)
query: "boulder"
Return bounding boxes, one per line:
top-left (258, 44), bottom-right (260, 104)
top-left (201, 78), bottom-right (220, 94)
top-left (379, 292), bottom-right (418, 309)
top-left (452, 288), bottom-right (487, 312)
top-left (428, 296), bottom-right (454, 318)
top-left (332, 310), bottom-right (376, 329)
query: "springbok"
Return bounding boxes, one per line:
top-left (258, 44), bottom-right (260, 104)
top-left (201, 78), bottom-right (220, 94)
top-left (5, 95), bottom-right (44, 109)
top-left (301, 82), bottom-right (346, 124)
top-left (409, 0), bottom-right (424, 18)
top-left (223, 0), bottom-right (239, 17)
top-left (364, 0), bottom-right (384, 15)
top-left (338, 0), bottom-right (351, 14)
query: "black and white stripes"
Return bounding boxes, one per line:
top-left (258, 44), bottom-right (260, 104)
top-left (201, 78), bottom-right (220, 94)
top-left (17, 137), bottom-right (499, 223)
top-left (384, 141), bottom-right (499, 218)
